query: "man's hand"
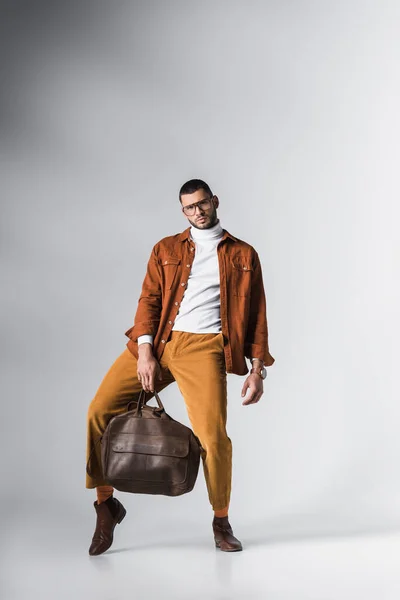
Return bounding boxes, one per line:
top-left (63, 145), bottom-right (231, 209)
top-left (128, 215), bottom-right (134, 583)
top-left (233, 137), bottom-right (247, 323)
top-left (241, 374), bottom-right (264, 406)
top-left (137, 344), bottom-right (162, 392)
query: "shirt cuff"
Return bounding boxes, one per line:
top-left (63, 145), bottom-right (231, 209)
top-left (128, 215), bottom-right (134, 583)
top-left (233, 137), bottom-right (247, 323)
top-left (137, 334), bottom-right (154, 345)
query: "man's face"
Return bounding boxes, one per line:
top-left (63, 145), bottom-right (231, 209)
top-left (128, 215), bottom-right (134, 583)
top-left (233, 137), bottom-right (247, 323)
top-left (180, 189), bottom-right (219, 230)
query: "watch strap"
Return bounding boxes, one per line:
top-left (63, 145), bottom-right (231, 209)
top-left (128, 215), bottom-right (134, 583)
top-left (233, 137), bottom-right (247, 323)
top-left (250, 367), bottom-right (266, 379)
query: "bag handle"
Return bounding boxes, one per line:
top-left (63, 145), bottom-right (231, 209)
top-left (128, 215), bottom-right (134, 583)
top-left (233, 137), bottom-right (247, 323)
top-left (127, 388), bottom-right (165, 414)
top-left (135, 388), bottom-right (165, 415)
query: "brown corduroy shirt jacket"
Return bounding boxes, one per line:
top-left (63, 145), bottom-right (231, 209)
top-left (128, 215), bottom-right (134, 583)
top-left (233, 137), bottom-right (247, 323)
top-left (124, 226), bottom-right (275, 376)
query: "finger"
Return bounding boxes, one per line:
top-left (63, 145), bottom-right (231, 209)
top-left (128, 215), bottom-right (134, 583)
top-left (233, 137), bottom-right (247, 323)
top-left (142, 373), bottom-right (150, 392)
top-left (146, 374), bottom-right (152, 392)
top-left (243, 388), bottom-right (263, 405)
top-left (241, 383), bottom-right (249, 397)
top-left (243, 397), bottom-right (257, 405)
top-left (242, 390), bottom-right (256, 405)
top-left (147, 369), bottom-right (156, 392)
top-left (252, 391), bottom-right (263, 404)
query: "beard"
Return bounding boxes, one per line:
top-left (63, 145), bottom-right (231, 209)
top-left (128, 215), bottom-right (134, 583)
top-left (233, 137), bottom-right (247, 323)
top-left (189, 210), bottom-right (218, 229)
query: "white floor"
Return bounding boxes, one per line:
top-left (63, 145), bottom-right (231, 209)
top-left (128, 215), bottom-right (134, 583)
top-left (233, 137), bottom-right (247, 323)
top-left (3, 511), bottom-right (400, 600)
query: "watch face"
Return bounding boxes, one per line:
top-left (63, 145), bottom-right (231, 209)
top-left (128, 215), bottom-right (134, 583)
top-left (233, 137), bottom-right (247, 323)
top-left (251, 366), bottom-right (267, 379)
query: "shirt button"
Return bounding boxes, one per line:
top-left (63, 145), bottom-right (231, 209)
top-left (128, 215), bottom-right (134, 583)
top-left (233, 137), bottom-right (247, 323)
top-left (190, 248), bottom-right (194, 252)
top-left (186, 264), bottom-right (190, 268)
top-left (164, 260), bottom-right (168, 264)
top-left (168, 320), bottom-right (172, 324)
top-left (175, 301), bottom-right (179, 305)
top-left (161, 339), bottom-right (165, 343)
top-left (243, 267), bottom-right (247, 270)
top-left (181, 282), bottom-right (186, 286)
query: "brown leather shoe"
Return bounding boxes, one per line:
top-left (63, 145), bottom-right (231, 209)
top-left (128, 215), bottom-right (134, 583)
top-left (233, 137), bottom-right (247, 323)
top-left (212, 516), bottom-right (243, 552)
top-left (88, 496), bottom-right (126, 556)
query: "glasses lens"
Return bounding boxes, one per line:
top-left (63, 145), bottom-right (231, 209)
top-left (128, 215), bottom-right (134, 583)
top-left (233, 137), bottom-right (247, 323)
top-left (199, 199), bottom-right (211, 210)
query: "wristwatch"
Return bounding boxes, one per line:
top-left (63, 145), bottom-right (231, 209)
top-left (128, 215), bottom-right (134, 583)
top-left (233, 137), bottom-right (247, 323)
top-left (250, 366), bottom-right (267, 379)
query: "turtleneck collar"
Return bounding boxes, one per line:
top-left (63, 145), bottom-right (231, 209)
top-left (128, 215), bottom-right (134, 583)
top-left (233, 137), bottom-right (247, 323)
top-left (189, 219), bottom-right (224, 241)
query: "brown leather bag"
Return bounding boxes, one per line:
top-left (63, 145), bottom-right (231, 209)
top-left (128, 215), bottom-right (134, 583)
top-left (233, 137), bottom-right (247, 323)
top-left (92, 389), bottom-right (203, 496)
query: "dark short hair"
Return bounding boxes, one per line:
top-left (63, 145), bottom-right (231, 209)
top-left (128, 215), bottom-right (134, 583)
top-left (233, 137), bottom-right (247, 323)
top-left (179, 179), bottom-right (213, 203)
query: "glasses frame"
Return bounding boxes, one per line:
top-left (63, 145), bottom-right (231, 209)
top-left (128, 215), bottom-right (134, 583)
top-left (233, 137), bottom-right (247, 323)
top-left (181, 196), bottom-right (215, 216)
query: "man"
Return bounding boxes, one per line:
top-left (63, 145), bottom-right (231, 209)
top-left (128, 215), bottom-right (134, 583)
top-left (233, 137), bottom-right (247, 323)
top-left (86, 178), bottom-right (275, 554)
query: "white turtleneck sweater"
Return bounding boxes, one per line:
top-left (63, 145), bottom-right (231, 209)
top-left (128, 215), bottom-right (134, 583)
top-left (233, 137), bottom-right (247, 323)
top-left (138, 220), bottom-right (223, 345)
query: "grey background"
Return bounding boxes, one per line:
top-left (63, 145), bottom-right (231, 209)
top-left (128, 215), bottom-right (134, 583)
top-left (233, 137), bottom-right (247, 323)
top-left (1, 0), bottom-right (399, 568)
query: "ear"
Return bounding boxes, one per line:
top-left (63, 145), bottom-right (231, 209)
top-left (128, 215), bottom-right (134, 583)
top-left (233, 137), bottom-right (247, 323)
top-left (213, 195), bottom-right (219, 208)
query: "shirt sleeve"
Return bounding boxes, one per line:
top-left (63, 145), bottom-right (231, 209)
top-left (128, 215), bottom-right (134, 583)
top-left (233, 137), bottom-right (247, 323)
top-left (124, 244), bottom-right (163, 342)
top-left (244, 250), bottom-right (275, 366)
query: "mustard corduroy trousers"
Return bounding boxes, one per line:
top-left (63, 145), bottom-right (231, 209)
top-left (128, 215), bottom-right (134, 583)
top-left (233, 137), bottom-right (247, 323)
top-left (86, 331), bottom-right (232, 511)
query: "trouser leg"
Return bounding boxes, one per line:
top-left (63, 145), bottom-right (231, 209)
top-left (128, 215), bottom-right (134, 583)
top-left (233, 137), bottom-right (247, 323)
top-left (162, 331), bottom-right (232, 511)
top-left (86, 347), bottom-right (175, 488)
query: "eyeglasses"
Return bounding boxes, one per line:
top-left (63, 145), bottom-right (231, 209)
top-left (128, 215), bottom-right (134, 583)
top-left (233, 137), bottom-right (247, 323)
top-left (181, 197), bottom-right (214, 216)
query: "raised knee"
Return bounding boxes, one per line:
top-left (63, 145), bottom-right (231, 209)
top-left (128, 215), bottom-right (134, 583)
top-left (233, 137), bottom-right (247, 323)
top-left (87, 396), bottom-right (106, 423)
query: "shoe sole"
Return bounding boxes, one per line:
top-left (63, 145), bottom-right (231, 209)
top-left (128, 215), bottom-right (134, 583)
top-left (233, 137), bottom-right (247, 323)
top-left (215, 541), bottom-right (243, 552)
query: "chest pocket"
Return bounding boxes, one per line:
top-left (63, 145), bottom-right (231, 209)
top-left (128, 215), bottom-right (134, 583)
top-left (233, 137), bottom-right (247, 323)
top-left (231, 260), bottom-right (253, 296)
top-left (160, 256), bottom-right (181, 290)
